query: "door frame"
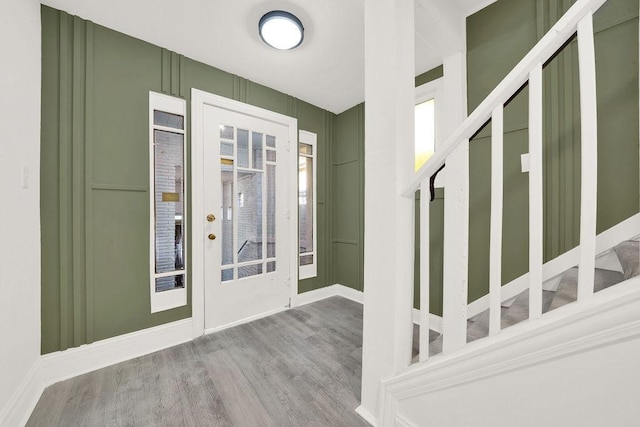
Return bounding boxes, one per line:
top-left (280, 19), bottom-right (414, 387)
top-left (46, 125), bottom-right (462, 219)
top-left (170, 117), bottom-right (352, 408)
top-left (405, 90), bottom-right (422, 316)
top-left (191, 88), bottom-right (299, 338)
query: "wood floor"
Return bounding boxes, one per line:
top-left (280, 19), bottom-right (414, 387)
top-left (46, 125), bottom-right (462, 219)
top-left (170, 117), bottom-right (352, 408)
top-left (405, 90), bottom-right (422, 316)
top-left (28, 297), bottom-right (369, 427)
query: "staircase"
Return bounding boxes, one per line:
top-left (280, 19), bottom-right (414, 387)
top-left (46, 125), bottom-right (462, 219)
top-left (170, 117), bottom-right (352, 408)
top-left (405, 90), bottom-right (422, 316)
top-left (414, 239), bottom-right (640, 359)
top-left (371, 0), bottom-right (640, 425)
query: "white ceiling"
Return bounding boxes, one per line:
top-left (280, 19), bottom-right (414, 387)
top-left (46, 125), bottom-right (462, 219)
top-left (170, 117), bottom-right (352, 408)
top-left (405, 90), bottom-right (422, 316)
top-left (40, 0), bottom-right (494, 114)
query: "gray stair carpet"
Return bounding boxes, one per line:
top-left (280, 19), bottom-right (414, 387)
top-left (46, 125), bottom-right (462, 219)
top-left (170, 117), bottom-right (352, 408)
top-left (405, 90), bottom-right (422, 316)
top-left (411, 240), bottom-right (639, 364)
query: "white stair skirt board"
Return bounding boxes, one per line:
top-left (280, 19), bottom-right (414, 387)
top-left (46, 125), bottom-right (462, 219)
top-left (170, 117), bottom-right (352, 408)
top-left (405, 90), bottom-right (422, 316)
top-left (296, 284), bottom-right (364, 306)
top-left (396, 414), bottom-right (417, 427)
top-left (380, 277), bottom-right (640, 424)
top-left (41, 318), bottom-right (193, 387)
top-left (0, 361), bottom-right (44, 427)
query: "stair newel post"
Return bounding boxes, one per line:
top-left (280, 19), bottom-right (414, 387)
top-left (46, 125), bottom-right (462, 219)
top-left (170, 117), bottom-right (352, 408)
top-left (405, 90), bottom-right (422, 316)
top-left (529, 63), bottom-right (544, 320)
top-left (419, 178), bottom-right (430, 362)
top-left (442, 141), bottom-right (470, 354)
top-left (577, 12), bottom-right (598, 301)
top-left (489, 106), bottom-right (504, 336)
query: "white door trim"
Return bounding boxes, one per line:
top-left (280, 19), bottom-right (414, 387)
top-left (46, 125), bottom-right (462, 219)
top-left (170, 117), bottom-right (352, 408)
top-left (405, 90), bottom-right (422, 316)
top-left (191, 88), bottom-right (299, 338)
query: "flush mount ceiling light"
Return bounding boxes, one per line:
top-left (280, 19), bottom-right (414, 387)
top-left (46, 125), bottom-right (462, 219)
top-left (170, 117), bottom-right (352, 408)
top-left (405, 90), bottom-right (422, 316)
top-left (259, 11), bottom-right (304, 50)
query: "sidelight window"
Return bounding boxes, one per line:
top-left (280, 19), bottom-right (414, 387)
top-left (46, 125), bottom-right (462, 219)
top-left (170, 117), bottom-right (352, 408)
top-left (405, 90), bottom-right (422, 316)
top-left (149, 92), bottom-right (187, 313)
top-left (415, 79), bottom-right (442, 171)
top-left (299, 130), bottom-right (317, 280)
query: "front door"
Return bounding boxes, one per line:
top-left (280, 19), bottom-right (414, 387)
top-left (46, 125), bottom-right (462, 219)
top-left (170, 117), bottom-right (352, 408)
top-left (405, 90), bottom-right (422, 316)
top-left (202, 103), bottom-right (292, 331)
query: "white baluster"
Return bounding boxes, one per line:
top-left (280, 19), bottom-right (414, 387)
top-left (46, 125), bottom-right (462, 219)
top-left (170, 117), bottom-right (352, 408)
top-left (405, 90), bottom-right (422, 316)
top-left (489, 106), bottom-right (504, 336)
top-left (577, 13), bottom-right (598, 301)
top-left (419, 179), bottom-right (430, 362)
top-left (529, 63), bottom-right (544, 320)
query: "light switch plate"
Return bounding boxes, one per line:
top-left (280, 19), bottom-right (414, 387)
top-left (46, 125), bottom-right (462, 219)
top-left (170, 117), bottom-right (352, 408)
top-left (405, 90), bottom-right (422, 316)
top-left (521, 153), bottom-right (530, 173)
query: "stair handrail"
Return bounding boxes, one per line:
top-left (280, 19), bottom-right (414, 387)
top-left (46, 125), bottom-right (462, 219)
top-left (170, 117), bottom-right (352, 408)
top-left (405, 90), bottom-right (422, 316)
top-left (401, 0), bottom-right (607, 199)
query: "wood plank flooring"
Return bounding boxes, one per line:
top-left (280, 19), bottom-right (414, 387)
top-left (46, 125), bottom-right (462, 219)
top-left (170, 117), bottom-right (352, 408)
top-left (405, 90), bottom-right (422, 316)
top-left (28, 297), bottom-right (368, 427)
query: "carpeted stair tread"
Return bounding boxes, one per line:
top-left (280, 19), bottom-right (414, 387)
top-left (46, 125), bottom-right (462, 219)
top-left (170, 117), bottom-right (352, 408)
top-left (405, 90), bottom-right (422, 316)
top-left (614, 240), bottom-right (639, 280)
top-left (547, 267), bottom-right (625, 312)
top-left (466, 289), bottom-right (556, 343)
top-left (466, 309), bottom-right (490, 343)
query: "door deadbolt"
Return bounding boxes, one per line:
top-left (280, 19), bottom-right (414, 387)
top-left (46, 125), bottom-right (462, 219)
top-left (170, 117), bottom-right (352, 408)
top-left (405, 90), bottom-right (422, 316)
top-left (208, 233), bottom-right (216, 240)
top-left (206, 214), bottom-right (215, 222)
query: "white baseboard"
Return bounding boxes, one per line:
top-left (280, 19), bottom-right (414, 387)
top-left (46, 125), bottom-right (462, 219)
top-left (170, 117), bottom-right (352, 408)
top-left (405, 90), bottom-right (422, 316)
top-left (41, 318), bottom-right (193, 386)
top-left (296, 284), bottom-right (364, 306)
top-left (355, 405), bottom-right (378, 426)
top-left (0, 361), bottom-right (43, 427)
top-left (204, 306), bottom-right (289, 335)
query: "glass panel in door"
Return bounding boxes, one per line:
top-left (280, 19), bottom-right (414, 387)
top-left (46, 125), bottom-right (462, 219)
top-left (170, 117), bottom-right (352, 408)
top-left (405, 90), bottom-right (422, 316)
top-left (218, 124), bottom-right (277, 283)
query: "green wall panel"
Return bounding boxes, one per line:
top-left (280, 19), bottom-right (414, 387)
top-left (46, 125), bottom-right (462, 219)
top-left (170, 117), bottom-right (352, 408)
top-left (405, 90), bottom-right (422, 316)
top-left (413, 189), bottom-right (445, 316)
top-left (332, 104), bottom-right (365, 291)
top-left (333, 243), bottom-right (362, 292)
top-left (593, 12), bottom-right (640, 232)
top-left (182, 57), bottom-right (234, 101)
top-left (333, 165), bottom-right (360, 242)
top-left (41, 5), bottom-right (336, 353)
top-left (91, 191), bottom-right (190, 340)
top-left (41, 5), bottom-right (63, 354)
top-left (245, 81), bottom-right (289, 116)
top-left (92, 26), bottom-right (159, 188)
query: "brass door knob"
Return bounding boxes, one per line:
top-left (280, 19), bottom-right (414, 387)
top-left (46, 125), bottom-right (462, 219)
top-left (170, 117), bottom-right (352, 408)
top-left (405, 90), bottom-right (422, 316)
top-left (208, 233), bottom-right (216, 240)
top-left (206, 214), bottom-right (215, 222)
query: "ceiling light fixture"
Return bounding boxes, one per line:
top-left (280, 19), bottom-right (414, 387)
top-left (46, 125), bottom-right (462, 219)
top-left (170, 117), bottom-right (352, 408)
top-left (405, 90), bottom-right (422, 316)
top-left (259, 11), bottom-right (304, 50)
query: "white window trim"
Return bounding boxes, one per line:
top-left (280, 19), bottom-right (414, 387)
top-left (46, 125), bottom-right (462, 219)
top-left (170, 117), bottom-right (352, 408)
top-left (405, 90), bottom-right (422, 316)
top-left (299, 130), bottom-right (317, 280)
top-left (416, 78), bottom-right (444, 187)
top-left (149, 91), bottom-right (188, 313)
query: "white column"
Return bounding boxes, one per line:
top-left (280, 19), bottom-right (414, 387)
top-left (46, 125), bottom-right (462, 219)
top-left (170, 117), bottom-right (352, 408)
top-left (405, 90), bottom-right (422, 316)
top-left (359, 0), bottom-right (415, 422)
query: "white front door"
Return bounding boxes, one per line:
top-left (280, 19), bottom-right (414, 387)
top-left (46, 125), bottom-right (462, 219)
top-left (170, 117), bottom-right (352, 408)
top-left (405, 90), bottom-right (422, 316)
top-left (201, 101), bottom-right (293, 331)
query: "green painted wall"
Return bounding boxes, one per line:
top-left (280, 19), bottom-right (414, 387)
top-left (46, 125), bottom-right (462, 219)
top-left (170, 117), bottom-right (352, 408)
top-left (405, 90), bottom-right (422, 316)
top-left (466, 0), bottom-right (639, 303)
top-left (40, 6), bottom-right (335, 354)
top-left (332, 104), bottom-right (365, 291)
top-left (414, 189), bottom-right (445, 315)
